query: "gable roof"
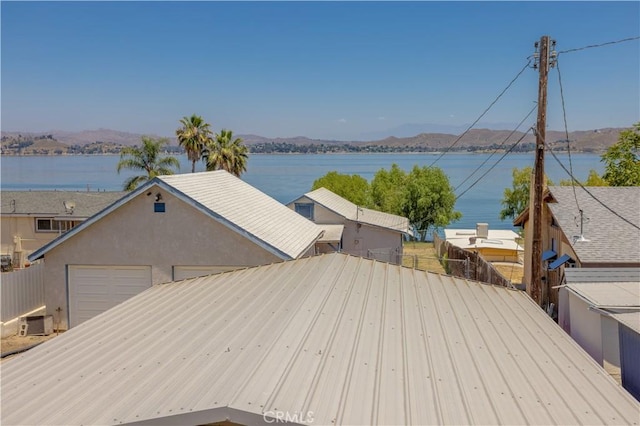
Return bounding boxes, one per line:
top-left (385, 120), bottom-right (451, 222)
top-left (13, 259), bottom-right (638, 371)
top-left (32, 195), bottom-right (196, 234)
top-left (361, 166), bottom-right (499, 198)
top-left (4, 253), bottom-right (638, 425)
top-left (547, 186), bottom-right (640, 264)
top-left (299, 187), bottom-right (411, 233)
top-left (1, 190), bottom-right (126, 218)
top-left (29, 171), bottom-right (322, 261)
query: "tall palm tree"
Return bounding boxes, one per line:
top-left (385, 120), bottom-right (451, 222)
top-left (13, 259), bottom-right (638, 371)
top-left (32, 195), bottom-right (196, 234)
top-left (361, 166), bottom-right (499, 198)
top-left (116, 136), bottom-right (180, 190)
top-left (203, 129), bottom-right (248, 177)
top-left (176, 114), bottom-right (213, 173)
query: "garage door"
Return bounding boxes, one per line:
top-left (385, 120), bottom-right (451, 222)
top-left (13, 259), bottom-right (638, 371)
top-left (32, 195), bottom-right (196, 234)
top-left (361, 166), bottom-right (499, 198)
top-left (173, 265), bottom-right (241, 281)
top-left (68, 265), bottom-right (152, 327)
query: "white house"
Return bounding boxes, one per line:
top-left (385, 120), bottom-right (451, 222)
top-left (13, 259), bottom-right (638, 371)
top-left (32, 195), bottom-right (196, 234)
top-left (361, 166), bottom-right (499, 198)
top-left (28, 171), bottom-right (323, 329)
top-left (288, 187), bottom-right (411, 263)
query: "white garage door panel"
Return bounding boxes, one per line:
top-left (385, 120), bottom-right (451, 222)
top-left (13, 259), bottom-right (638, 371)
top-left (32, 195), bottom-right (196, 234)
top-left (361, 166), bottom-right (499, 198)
top-left (173, 266), bottom-right (241, 281)
top-left (69, 266), bottom-right (152, 327)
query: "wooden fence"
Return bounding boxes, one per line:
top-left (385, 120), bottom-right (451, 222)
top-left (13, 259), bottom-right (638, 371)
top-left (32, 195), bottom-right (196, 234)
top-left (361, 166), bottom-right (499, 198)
top-left (433, 232), bottom-right (513, 288)
top-left (1, 262), bottom-right (45, 322)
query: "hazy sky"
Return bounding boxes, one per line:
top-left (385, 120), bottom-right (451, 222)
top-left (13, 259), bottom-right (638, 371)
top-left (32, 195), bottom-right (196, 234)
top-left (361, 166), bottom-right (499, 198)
top-left (2, 1), bottom-right (639, 140)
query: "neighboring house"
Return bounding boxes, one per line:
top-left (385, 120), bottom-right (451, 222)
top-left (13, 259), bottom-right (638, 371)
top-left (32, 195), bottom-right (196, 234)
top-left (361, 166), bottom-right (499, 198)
top-left (28, 171), bottom-right (323, 329)
top-left (3, 253), bottom-right (639, 425)
top-left (0, 191), bottom-right (125, 268)
top-left (558, 268), bottom-right (640, 401)
top-left (287, 187), bottom-right (411, 262)
top-left (444, 223), bottom-right (523, 263)
top-left (514, 186), bottom-right (640, 309)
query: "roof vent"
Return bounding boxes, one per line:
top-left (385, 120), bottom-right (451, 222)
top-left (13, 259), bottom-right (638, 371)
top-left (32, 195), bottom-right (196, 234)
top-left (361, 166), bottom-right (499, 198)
top-left (476, 223), bottom-right (488, 239)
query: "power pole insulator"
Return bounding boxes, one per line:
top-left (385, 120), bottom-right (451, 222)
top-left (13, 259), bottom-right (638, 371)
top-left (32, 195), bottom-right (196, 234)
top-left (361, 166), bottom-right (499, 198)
top-left (530, 35), bottom-right (550, 307)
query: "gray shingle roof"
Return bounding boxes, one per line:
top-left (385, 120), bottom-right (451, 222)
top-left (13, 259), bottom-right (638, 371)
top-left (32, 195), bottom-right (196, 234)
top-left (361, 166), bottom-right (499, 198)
top-left (3, 253), bottom-right (638, 425)
top-left (1, 190), bottom-right (126, 218)
top-left (303, 187), bottom-right (411, 233)
top-left (548, 186), bottom-right (640, 264)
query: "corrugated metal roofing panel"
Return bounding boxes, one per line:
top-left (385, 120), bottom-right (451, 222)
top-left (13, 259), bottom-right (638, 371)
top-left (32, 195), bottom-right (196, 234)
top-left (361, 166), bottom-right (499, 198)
top-left (609, 311), bottom-right (640, 335)
top-left (2, 253), bottom-right (639, 425)
top-left (304, 187), bottom-right (410, 233)
top-left (565, 282), bottom-right (640, 308)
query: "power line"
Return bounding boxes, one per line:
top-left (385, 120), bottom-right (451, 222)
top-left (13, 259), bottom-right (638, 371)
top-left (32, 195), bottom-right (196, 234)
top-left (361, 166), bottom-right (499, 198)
top-left (454, 104), bottom-right (537, 192)
top-left (554, 57), bottom-right (581, 213)
top-left (557, 36), bottom-right (640, 54)
top-left (455, 127), bottom-right (533, 201)
top-left (545, 144), bottom-right (640, 231)
top-left (427, 59), bottom-right (532, 168)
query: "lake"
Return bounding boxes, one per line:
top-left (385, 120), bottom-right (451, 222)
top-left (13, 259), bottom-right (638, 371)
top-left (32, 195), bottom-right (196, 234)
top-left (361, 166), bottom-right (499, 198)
top-left (1, 152), bottom-right (604, 232)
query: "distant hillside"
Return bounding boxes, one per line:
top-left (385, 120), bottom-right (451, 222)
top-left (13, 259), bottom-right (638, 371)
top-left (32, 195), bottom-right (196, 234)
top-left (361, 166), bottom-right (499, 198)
top-left (0, 126), bottom-right (628, 155)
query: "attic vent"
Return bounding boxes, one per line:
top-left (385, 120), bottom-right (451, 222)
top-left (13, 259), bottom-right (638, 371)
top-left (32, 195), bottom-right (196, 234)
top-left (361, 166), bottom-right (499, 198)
top-left (154, 203), bottom-right (166, 213)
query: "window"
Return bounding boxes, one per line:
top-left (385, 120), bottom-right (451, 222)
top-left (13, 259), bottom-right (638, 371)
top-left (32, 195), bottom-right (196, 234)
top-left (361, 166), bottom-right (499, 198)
top-left (35, 218), bottom-right (76, 233)
top-left (154, 202), bottom-right (166, 213)
top-left (295, 203), bottom-right (314, 220)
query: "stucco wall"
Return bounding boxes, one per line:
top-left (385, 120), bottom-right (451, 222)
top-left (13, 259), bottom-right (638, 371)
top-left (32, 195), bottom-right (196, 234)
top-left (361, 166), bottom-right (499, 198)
top-left (43, 186), bottom-right (283, 329)
top-left (1, 216), bottom-right (79, 261)
top-left (288, 197), bottom-right (403, 258)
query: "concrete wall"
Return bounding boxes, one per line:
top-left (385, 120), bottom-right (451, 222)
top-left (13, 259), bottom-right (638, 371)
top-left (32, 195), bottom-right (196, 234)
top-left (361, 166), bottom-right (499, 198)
top-left (43, 185), bottom-right (283, 329)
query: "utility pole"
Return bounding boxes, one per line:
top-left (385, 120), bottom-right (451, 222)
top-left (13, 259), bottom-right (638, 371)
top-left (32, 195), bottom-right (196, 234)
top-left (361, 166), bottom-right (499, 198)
top-left (530, 36), bottom-right (554, 306)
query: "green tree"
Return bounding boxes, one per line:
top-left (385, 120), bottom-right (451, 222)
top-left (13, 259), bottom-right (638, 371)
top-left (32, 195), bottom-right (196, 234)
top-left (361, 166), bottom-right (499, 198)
top-left (500, 167), bottom-right (533, 221)
top-left (116, 137), bottom-right (180, 191)
top-left (176, 114), bottom-right (213, 173)
top-left (370, 163), bottom-right (407, 215)
top-left (559, 169), bottom-right (608, 187)
top-left (203, 129), bottom-right (249, 177)
top-left (401, 166), bottom-right (461, 241)
top-left (602, 123), bottom-right (640, 186)
top-left (311, 171), bottom-right (371, 206)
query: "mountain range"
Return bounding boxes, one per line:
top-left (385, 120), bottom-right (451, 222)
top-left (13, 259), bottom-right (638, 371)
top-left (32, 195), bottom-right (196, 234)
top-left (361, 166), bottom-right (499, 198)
top-left (1, 126), bottom-right (626, 155)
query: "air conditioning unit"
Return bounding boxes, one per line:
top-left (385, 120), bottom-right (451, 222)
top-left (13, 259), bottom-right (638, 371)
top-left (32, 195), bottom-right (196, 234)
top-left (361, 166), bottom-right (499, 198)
top-left (18, 315), bottom-right (54, 336)
top-left (476, 223), bottom-right (489, 239)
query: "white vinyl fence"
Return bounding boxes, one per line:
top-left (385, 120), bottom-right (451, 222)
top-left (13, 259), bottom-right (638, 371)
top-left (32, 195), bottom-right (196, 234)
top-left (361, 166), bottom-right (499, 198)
top-left (1, 263), bottom-right (45, 323)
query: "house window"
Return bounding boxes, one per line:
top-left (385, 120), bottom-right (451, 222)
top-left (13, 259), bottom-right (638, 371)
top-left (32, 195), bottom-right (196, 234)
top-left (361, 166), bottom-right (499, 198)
top-left (295, 203), bottom-right (314, 220)
top-left (35, 218), bottom-right (75, 233)
top-left (154, 202), bottom-right (166, 213)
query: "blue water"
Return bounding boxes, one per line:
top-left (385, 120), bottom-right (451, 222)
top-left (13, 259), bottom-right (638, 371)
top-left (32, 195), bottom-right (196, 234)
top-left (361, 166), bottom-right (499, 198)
top-left (0, 153), bottom-right (604, 231)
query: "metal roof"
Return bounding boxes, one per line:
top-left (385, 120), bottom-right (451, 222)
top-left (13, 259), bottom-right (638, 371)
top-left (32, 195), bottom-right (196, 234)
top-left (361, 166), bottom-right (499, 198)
top-left (29, 171), bottom-right (323, 261)
top-left (301, 187), bottom-right (411, 234)
top-left (565, 282), bottom-right (640, 309)
top-left (565, 268), bottom-right (640, 283)
top-left (316, 224), bottom-right (344, 242)
top-left (609, 311), bottom-right (640, 335)
top-left (1, 190), bottom-right (126, 218)
top-left (547, 186), bottom-right (640, 264)
top-left (3, 253), bottom-right (638, 426)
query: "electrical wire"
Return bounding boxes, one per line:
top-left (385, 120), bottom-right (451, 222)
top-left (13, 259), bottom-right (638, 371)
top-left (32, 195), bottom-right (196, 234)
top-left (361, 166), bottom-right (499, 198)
top-left (455, 127), bottom-right (534, 201)
top-left (545, 144), bottom-right (640, 231)
top-left (557, 36), bottom-right (640, 54)
top-left (454, 104), bottom-right (537, 192)
top-left (427, 59), bottom-right (532, 168)
top-left (555, 57), bottom-right (581, 213)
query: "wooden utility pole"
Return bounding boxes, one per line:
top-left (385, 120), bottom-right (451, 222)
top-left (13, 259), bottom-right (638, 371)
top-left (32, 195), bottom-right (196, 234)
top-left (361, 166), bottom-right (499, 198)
top-left (530, 35), bottom-right (550, 306)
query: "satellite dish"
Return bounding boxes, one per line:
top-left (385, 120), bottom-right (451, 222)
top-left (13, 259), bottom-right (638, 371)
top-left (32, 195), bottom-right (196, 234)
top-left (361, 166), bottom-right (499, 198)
top-left (63, 201), bottom-right (76, 214)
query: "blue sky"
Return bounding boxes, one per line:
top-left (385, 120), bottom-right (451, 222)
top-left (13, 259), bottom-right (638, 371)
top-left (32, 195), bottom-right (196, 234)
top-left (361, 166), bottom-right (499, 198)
top-left (2, 1), bottom-right (639, 140)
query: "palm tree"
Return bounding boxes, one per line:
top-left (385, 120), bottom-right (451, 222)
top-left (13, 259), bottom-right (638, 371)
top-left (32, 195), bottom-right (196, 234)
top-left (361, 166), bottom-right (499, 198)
top-left (176, 114), bottom-right (213, 173)
top-left (203, 129), bottom-right (248, 177)
top-left (116, 136), bottom-right (180, 190)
